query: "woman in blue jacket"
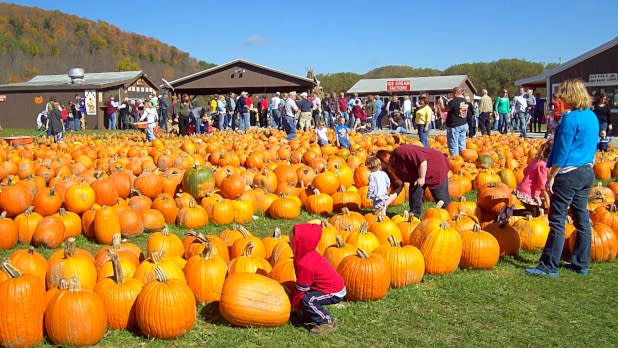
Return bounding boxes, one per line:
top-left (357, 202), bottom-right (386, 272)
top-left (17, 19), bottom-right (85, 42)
top-left (526, 79), bottom-right (598, 277)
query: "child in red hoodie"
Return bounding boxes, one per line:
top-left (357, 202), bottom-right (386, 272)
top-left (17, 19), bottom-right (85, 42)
top-left (291, 223), bottom-right (346, 335)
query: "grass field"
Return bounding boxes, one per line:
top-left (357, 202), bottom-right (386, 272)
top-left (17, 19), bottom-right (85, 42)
top-left (1, 191), bottom-right (617, 348)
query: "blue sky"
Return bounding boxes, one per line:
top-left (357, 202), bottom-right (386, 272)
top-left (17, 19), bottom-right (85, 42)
top-left (9, 0), bottom-right (618, 75)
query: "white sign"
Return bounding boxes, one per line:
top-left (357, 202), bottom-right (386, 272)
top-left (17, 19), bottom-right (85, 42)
top-left (589, 73), bottom-right (617, 83)
top-left (85, 90), bottom-right (97, 116)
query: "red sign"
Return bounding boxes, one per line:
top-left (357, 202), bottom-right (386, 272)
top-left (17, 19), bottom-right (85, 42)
top-left (386, 80), bottom-right (411, 92)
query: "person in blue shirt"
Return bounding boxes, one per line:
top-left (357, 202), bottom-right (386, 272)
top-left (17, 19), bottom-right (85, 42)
top-left (372, 95), bottom-right (384, 130)
top-left (335, 116), bottom-right (351, 149)
top-left (526, 79), bottom-right (599, 277)
top-left (598, 130), bottom-right (612, 152)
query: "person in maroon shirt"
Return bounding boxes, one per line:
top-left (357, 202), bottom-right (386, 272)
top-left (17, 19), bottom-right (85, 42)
top-left (376, 144), bottom-right (450, 216)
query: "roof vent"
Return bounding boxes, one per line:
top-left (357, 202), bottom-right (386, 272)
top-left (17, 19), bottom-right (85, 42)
top-left (68, 68), bottom-right (85, 84)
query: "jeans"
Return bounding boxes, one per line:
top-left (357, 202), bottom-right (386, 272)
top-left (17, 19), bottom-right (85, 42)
top-left (479, 112), bottom-right (491, 135)
top-left (240, 112), bottom-right (250, 131)
top-left (499, 112), bottom-right (509, 134)
top-left (599, 122), bottom-right (609, 134)
top-left (271, 109), bottom-right (281, 129)
top-left (217, 112), bottom-right (226, 130)
top-left (446, 123), bottom-right (468, 156)
top-left (372, 113), bottom-right (381, 129)
top-left (341, 112), bottom-right (349, 126)
top-left (517, 112), bottom-right (528, 137)
top-left (225, 112), bottom-right (232, 129)
top-left (323, 111), bottom-right (333, 128)
top-left (537, 166), bottom-right (594, 273)
top-left (145, 123), bottom-right (156, 141)
top-left (417, 124), bottom-right (428, 147)
top-left (283, 116), bottom-right (296, 140)
top-left (193, 114), bottom-right (202, 134)
top-left (179, 117), bottom-right (190, 135)
top-left (301, 291), bottom-right (343, 325)
top-left (409, 176), bottom-right (450, 218)
top-left (159, 108), bottom-right (167, 131)
top-left (347, 114), bottom-right (355, 128)
top-left (109, 112), bottom-right (117, 130)
top-left (74, 112), bottom-right (81, 130)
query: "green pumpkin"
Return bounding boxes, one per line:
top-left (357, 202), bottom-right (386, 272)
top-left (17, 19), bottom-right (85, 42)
top-left (477, 155), bottom-right (494, 169)
top-left (182, 164), bottom-right (215, 199)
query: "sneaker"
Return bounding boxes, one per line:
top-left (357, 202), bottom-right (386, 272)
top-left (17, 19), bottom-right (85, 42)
top-left (310, 323), bottom-right (337, 335)
top-left (525, 268), bottom-right (559, 277)
top-left (563, 262), bottom-right (589, 276)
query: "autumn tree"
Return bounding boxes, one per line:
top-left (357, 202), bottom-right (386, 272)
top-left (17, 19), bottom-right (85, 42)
top-left (116, 57), bottom-right (140, 71)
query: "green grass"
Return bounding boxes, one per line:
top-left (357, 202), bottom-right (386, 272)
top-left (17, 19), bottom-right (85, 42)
top-left (1, 194), bottom-right (617, 347)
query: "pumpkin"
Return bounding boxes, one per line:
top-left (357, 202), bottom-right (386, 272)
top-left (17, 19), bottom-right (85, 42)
top-left (313, 171), bottom-right (340, 195)
top-left (94, 251), bottom-right (144, 330)
top-left (512, 215), bottom-right (550, 251)
top-left (316, 220), bottom-right (339, 255)
top-left (147, 226), bottom-right (184, 258)
top-left (373, 235), bottom-right (425, 288)
top-left (182, 163), bottom-right (215, 199)
top-left (419, 221), bottom-right (462, 275)
top-left (219, 173), bottom-right (246, 200)
top-left (32, 186), bottom-right (63, 216)
top-left (332, 186), bottom-right (361, 212)
top-left (477, 182), bottom-right (513, 217)
top-left (219, 273), bottom-right (291, 327)
top-left (229, 226), bottom-right (266, 260)
top-left (369, 215), bottom-right (403, 245)
top-left (64, 182), bottom-right (95, 214)
top-left (459, 224), bottom-right (500, 270)
top-left (184, 238), bottom-right (228, 304)
top-left (446, 197), bottom-right (477, 218)
top-left (269, 257), bottom-right (296, 288)
top-left (45, 276), bottom-right (108, 346)
top-left (93, 206), bottom-right (121, 245)
top-left (177, 201), bottom-right (209, 229)
top-left (324, 235), bottom-right (357, 270)
top-left (152, 193), bottom-right (179, 225)
top-left (9, 246), bottom-right (48, 285)
top-left (329, 207), bottom-right (366, 232)
top-left (135, 266), bottom-right (196, 339)
top-left (91, 172), bottom-right (119, 206)
top-left (304, 188), bottom-right (334, 216)
top-left (0, 211), bottom-right (18, 250)
top-left (206, 198), bottom-right (235, 225)
top-left (346, 222), bottom-right (380, 253)
top-left (228, 242), bottom-right (272, 275)
top-left (15, 206), bottom-right (43, 245)
top-left (337, 248), bottom-right (391, 301)
top-left (485, 222), bottom-right (521, 256)
top-left (32, 215), bottom-right (65, 249)
top-left (0, 259), bottom-right (46, 348)
top-left (94, 234), bottom-right (141, 272)
top-left (134, 251), bottom-right (186, 284)
top-left (116, 207), bottom-right (145, 238)
top-left (133, 170), bottom-right (163, 199)
top-left (268, 194), bottom-right (301, 219)
top-left (183, 232), bottom-right (230, 263)
top-left (397, 211), bottom-right (421, 246)
top-left (47, 238), bottom-right (98, 290)
top-left (262, 227), bottom-right (290, 260)
top-left (567, 223), bottom-right (618, 262)
top-left (0, 178), bottom-right (33, 217)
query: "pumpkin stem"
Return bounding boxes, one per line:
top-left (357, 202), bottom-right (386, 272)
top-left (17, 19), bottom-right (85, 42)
top-left (153, 265), bottom-right (168, 283)
top-left (64, 238), bottom-right (76, 259)
top-left (243, 241), bottom-right (256, 257)
top-left (335, 235), bottom-right (345, 248)
top-left (111, 233), bottom-right (122, 250)
top-left (161, 224), bottom-right (170, 236)
top-left (313, 188), bottom-right (321, 195)
top-left (106, 250), bottom-right (124, 285)
top-left (68, 276), bottom-right (82, 292)
top-left (525, 214), bottom-right (533, 221)
top-left (359, 222), bottom-right (369, 234)
top-left (341, 207), bottom-right (350, 216)
top-left (377, 215), bottom-right (385, 222)
top-left (439, 221), bottom-right (450, 229)
top-left (200, 238), bottom-right (214, 259)
top-left (185, 230), bottom-right (198, 238)
top-left (273, 227), bottom-right (281, 239)
top-left (58, 278), bottom-right (69, 290)
top-left (402, 210), bottom-right (409, 221)
top-left (150, 250), bottom-right (164, 263)
top-left (238, 225), bottom-right (251, 238)
top-left (460, 196), bottom-right (467, 202)
top-left (436, 200), bottom-right (444, 209)
top-left (27, 246), bottom-right (36, 255)
top-left (356, 248), bottom-right (369, 259)
top-left (387, 235), bottom-right (400, 247)
top-left (1, 258), bottom-right (22, 278)
top-left (24, 206), bottom-right (34, 215)
top-left (472, 224), bottom-right (481, 233)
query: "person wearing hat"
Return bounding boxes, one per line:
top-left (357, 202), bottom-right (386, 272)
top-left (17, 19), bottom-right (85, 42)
top-left (271, 92), bottom-right (282, 129)
top-left (283, 92), bottom-right (299, 140)
top-left (297, 92), bottom-right (313, 131)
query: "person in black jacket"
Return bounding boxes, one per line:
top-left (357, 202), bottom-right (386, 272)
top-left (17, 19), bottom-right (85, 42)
top-left (47, 101), bottom-right (64, 142)
top-left (445, 87), bottom-right (469, 155)
top-left (593, 93), bottom-right (612, 134)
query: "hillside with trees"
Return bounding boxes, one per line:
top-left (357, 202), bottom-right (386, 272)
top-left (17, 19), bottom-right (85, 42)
top-left (317, 60), bottom-right (559, 97)
top-left (0, 3), bottom-right (215, 84)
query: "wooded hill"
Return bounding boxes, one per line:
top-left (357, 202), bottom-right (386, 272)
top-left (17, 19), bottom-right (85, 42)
top-left (0, 3), bottom-right (215, 84)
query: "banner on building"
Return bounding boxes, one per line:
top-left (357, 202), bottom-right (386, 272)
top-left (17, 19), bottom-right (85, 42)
top-left (85, 90), bottom-right (97, 115)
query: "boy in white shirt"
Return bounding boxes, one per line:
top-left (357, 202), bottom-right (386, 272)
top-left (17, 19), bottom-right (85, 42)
top-left (366, 156), bottom-right (391, 215)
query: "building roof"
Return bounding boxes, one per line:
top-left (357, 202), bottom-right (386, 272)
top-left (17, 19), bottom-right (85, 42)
top-left (0, 71), bottom-right (158, 92)
top-left (347, 75), bottom-right (476, 94)
top-left (515, 36), bottom-right (618, 86)
top-left (167, 59), bottom-right (315, 87)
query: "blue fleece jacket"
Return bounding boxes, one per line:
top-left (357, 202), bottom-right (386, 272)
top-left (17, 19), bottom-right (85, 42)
top-left (547, 108), bottom-right (598, 168)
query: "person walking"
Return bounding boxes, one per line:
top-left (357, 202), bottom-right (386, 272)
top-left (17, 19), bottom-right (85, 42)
top-left (48, 101), bottom-right (64, 143)
top-left (445, 87), bottom-right (468, 155)
top-left (271, 92), bottom-right (282, 129)
top-left (283, 92), bottom-right (299, 140)
top-left (139, 101), bottom-right (158, 141)
top-left (373, 95), bottom-right (384, 130)
top-left (479, 89), bottom-right (493, 135)
top-left (495, 90), bottom-right (511, 134)
top-left (513, 87), bottom-right (529, 138)
top-left (526, 79), bottom-right (599, 277)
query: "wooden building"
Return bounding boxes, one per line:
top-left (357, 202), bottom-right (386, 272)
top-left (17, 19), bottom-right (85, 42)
top-left (166, 59), bottom-right (316, 96)
top-left (516, 36), bottom-right (618, 132)
top-left (346, 75), bottom-right (478, 106)
top-left (0, 70), bottom-right (158, 129)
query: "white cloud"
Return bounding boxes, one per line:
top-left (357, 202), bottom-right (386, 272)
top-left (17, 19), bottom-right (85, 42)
top-left (241, 34), bottom-right (270, 47)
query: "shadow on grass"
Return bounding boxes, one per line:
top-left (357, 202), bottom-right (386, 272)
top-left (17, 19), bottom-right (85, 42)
top-left (199, 302), bottom-right (228, 325)
top-left (500, 253), bottom-right (537, 269)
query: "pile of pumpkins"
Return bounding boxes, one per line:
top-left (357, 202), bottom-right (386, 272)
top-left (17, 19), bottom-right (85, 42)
top-left (3, 189), bottom-right (618, 346)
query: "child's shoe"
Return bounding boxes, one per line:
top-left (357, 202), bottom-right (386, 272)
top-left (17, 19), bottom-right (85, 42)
top-left (310, 323), bottom-right (337, 335)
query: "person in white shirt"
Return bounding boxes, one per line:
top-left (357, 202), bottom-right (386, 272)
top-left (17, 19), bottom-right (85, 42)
top-left (312, 92), bottom-right (322, 128)
top-left (139, 101), bottom-right (158, 141)
top-left (366, 156), bottom-right (391, 215)
top-left (513, 87), bottom-right (529, 138)
top-left (271, 92), bottom-right (282, 129)
top-left (402, 95), bottom-right (412, 132)
top-left (314, 120), bottom-right (329, 145)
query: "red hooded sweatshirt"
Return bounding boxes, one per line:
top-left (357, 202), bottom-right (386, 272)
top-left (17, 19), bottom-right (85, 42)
top-left (291, 223), bottom-right (345, 309)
